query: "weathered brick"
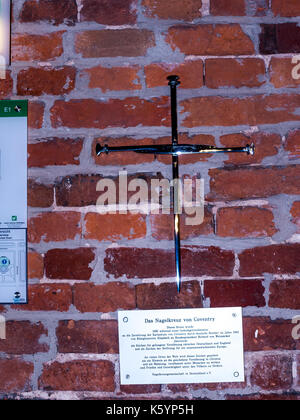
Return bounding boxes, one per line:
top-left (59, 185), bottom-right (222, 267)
top-left (57, 320), bottom-right (118, 354)
top-left (39, 360), bottom-right (115, 392)
top-left (0, 71), bottom-right (13, 99)
top-left (28, 251), bottom-right (44, 279)
top-left (73, 282), bottom-right (136, 313)
top-left (104, 246), bottom-right (235, 278)
top-left (150, 207), bottom-right (214, 240)
top-left (220, 132), bottom-right (281, 165)
top-left (285, 130), bottom-right (300, 160)
top-left (272, 0), bottom-right (300, 17)
top-left (269, 280), bottom-right (300, 309)
top-left (270, 57), bottom-right (300, 88)
top-left (204, 280), bottom-right (265, 308)
top-left (136, 280), bottom-right (202, 309)
top-left (28, 180), bottom-right (53, 208)
top-left (84, 213), bottom-right (146, 241)
top-left (244, 317), bottom-right (298, 351)
top-left (20, 0), bottom-right (77, 25)
top-left (181, 94), bottom-right (300, 127)
top-left (210, 0), bottom-right (245, 16)
top-left (0, 360), bottom-right (34, 392)
top-left (50, 97), bottom-right (170, 129)
top-left (13, 284), bottom-right (72, 312)
top-left (120, 384), bottom-right (161, 394)
top-left (216, 207), bottom-right (277, 238)
top-left (205, 58), bottom-right (266, 88)
top-left (208, 165), bottom-right (300, 201)
top-left (12, 32), bottom-right (65, 62)
top-left (239, 244), bottom-right (300, 277)
top-left (145, 60), bottom-right (204, 89)
top-left (75, 29), bottom-right (155, 58)
top-left (28, 212), bottom-right (81, 243)
top-left (143, 0), bottom-right (202, 20)
top-left (291, 201), bottom-right (300, 233)
top-left (28, 138), bottom-right (83, 168)
top-left (81, 0), bottom-right (136, 24)
top-left (82, 65), bottom-right (141, 92)
top-left (0, 321), bottom-right (48, 354)
top-left (17, 67), bottom-right (76, 96)
top-left (227, 393), bottom-right (300, 401)
top-left (28, 101), bottom-right (45, 129)
top-left (166, 24), bottom-right (254, 56)
top-left (260, 23), bottom-right (300, 54)
top-left (45, 248), bottom-right (95, 280)
top-left (250, 355), bottom-right (293, 390)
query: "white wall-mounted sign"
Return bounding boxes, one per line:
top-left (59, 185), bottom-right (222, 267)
top-left (118, 307), bottom-right (244, 385)
top-left (0, 100), bottom-right (27, 304)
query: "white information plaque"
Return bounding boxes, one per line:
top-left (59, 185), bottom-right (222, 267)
top-left (0, 100), bottom-right (28, 304)
top-left (118, 307), bottom-right (244, 385)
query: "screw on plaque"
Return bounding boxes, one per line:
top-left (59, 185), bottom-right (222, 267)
top-left (14, 105), bottom-right (22, 113)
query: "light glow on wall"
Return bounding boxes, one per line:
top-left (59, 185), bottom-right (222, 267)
top-left (0, 0), bottom-right (11, 79)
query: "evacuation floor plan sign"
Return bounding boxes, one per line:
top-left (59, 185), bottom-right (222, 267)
top-left (0, 100), bottom-right (28, 304)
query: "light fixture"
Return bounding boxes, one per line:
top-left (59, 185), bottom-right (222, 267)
top-left (0, 0), bottom-right (11, 79)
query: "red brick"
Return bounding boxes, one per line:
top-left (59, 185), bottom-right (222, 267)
top-left (166, 24), bottom-right (254, 56)
top-left (227, 393), bottom-right (300, 400)
top-left (57, 320), bottom-right (118, 354)
top-left (0, 360), bottom-right (34, 392)
top-left (50, 97), bottom-right (170, 129)
top-left (120, 384), bottom-right (161, 394)
top-left (17, 66), bottom-right (76, 96)
top-left (84, 213), bottom-right (146, 241)
top-left (82, 65), bottom-right (141, 92)
top-left (216, 207), bottom-right (277, 238)
top-left (28, 212), bottom-right (81, 243)
top-left (205, 58), bottom-right (266, 89)
top-left (155, 134), bottom-right (216, 164)
top-left (28, 180), bottom-right (53, 208)
top-left (28, 251), bottom-right (44, 279)
top-left (250, 355), bottom-right (293, 390)
top-left (145, 60), bottom-right (204, 89)
top-left (93, 137), bottom-right (155, 166)
top-left (12, 32), bottom-right (65, 62)
top-left (55, 173), bottom-right (165, 207)
top-left (208, 165), bottom-right (300, 201)
top-left (28, 101), bottom-right (45, 129)
top-left (136, 280), bottom-right (202, 309)
top-left (45, 248), bottom-right (95, 280)
top-left (181, 94), bottom-right (300, 127)
top-left (204, 280), bottom-right (265, 308)
top-left (220, 132), bottom-right (281, 165)
top-left (272, 0), bottom-right (300, 17)
top-left (285, 130), bottom-right (300, 159)
top-left (39, 360), bottom-right (115, 392)
top-left (150, 207), bottom-right (214, 240)
top-left (73, 282), bottom-right (136, 313)
top-left (104, 246), bottom-right (235, 278)
top-left (260, 23), bottom-right (300, 54)
top-left (270, 57), bottom-right (300, 88)
top-left (13, 284), bottom-right (72, 312)
top-left (143, 0), bottom-right (202, 20)
top-left (75, 29), bottom-right (155, 58)
top-left (210, 0), bottom-right (245, 16)
top-left (244, 317), bottom-right (298, 351)
top-left (291, 201), bottom-right (300, 233)
top-left (81, 0), bottom-right (137, 25)
top-left (269, 280), bottom-right (300, 309)
top-left (239, 244), bottom-right (300, 277)
top-left (0, 321), bottom-right (48, 354)
top-left (28, 138), bottom-right (82, 168)
top-left (20, 0), bottom-right (77, 25)
top-left (0, 71), bottom-right (13, 99)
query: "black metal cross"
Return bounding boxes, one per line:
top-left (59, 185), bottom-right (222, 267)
top-left (96, 75), bottom-right (255, 292)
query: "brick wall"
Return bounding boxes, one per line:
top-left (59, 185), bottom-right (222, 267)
top-left (0, 0), bottom-right (299, 400)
